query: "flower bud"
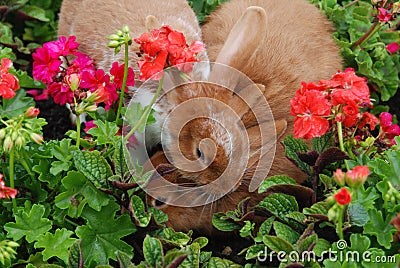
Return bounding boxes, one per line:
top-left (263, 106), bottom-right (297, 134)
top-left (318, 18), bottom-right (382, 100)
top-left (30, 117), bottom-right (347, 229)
top-left (333, 169), bottom-right (345, 186)
top-left (122, 25), bottom-right (130, 34)
top-left (65, 73), bottom-right (81, 92)
top-left (85, 105), bottom-right (98, 112)
top-left (108, 34), bottom-right (121, 41)
top-left (25, 107), bottom-right (40, 117)
top-left (11, 131), bottom-right (18, 141)
top-left (30, 133), bottom-right (43, 144)
top-left (116, 30), bottom-right (123, 36)
top-left (14, 136), bottom-right (25, 149)
top-left (0, 129), bottom-right (6, 140)
top-left (345, 166), bottom-right (369, 188)
top-left (3, 136), bottom-right (13, 152)
top-left (107, 40), bottom-right (121, 48)
top-left (334, 188), bottom-right (352, 206)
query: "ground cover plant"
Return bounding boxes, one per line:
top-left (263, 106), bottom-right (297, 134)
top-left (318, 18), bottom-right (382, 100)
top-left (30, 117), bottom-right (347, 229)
top-left (0, 0), bottom-right (399, 267)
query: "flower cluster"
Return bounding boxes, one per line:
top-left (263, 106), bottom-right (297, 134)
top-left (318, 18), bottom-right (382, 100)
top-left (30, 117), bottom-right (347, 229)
top-left (0, 58), bottom-right (20, 99)
top-left (134, 25), bottom-right (205, 81)
top-left (32, 36), bottom-right (135, 110)
top-left (333, 165), bottom-right (370, 188)
top-left (0, 174), bottom-right (17, 199)
top-left (290, 68), bottom-right (377, 139)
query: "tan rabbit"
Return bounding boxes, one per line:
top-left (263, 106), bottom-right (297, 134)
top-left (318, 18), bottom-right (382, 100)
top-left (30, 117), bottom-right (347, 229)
top-left (142, 0), bottom-right (342, 233)
top-left (57, 0), bottom-right (208, 72)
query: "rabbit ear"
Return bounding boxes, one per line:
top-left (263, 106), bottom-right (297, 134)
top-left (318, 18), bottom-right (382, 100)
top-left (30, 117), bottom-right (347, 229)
top-left (215, 6), bottom-right (267, 69)
top-left (145, 15), bottom-right (161, 31)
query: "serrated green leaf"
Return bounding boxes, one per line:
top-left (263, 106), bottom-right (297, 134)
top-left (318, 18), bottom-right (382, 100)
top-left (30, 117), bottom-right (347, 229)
top-left (148, 206), bottom-right (168, 224)
top-left (87, 120), bottom-right (119, 145)
top-left (113, 139), bottom-right (131, 178)
top-left (34, 228), bottom-right (77, 264)
top-left (263, 235), bottom-right (293, 253)
top-left (55, 171), bottom-right (110, 217)
top-left (50, 139), bottom-right (74, 175)
top-left (258, 175), bottom-right (297, 193)
top-left (156, 228), bottom-right (191, 247)
top-left (257, 193), bottom-right (299, 222)
top-left (368, 150), bottom-right (400, 188)
top-left (239, 221), bottom-right (255, 238)
top-left (245, 244), bottom-right (265, 260)
top-left (312, 132), bottom-right (333, 153)
top-left (363, 208), bottom-right (396, 249)
top-left (348, 233), bottom-right (370, 253)
top-left (282, 135), bottom-right (311, 174)
top-left (254, 217), bottom-right (275, 243)
top-left (130, 195), bottom-right (151, 227)
top-left (273, 221), bottom-right (300, 244)
top-left (286, 211), bottom-right (307, 224)
top-left (20, 5), bottom-right (50, 22)
top-left (72, 150), bottom-right (113, 189)
top-left (297, 233), bottom-right (318, 253)
top-left (75, 202), bottom-right (136, 266)
top-left (179, 242), bottom-right (201, 268)
top-left (143, 235), bottom-right (163, 268)
top-left (116, 250), bottom-right (135, 268)
top-left (348, 203), bottom-right (369, 227)
top-left (4, 204), bottom-right (52, 243)
top-left (163, 249), bottom-right (188, 268)
top-left (33, 159), bottom-right (62, 187)
top-left (125, 103), bottom-right (154, 133)
top-left (0, 89), bottom-right (35, 118)
top-left (212, 212), bottom-right (242, 231)
top-left (303, 201), bottom-right (330, 216)
top-left (312, 238), bottom-right (331, 257)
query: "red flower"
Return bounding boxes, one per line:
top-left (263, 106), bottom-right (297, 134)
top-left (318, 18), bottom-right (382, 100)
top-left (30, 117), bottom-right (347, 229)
top-left (334, 188), bottom-right (352, 205)
top-left (325, 68), bottom-right (370, 106)
top-left (0, 58), bottom-right (20, 99)
top-left (81, 69), bottom-right (118, 110)
top-left (32, 47), bottom-right (62, 85)
top-left (386, 42), bottom-right (399, 54)
top-left (25, 107), bottom-right (40, 117)
top-left (358, 112), bottom-right (378, 130)
top-left (290, 89), bottom-right (331, 139)
top-left (137, 50), bottom-right (168, 81)
top-left (341, 101), bottom-right (360, 128)
top-left (110, 62), bottom-right (135, 91)
top-left (346, 166), bottom-right (369, 187)
top-left (0, 174), bottom-right (17, 199)
top-left (377, 8), bottom-right (394, 22)
top-left (47, 82), bottom-right (74, 105)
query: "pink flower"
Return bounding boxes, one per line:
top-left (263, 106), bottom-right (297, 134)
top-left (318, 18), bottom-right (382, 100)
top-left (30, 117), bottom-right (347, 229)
top-left (110, 62), bottom-right (135, 92)
top-left (380, 112), bottom-right (393, 129)
top-left (26, 89), bottom-right (49, 101)
top-left (333, 169), bottom-right (345, 186)
top-left (386, 42), bottom-right (399, 54)
top-left (47, 82), bottom-right (74, 105)
top-left (84, 120), bottom-right (97, 132)
top-left (377, 8), bottom-right (394, 22)
top-left (0, 58), bottom-right (20, 99)
top-left (32, 47), bottom-right (62, 85)
top-left (81, 69), bottom-right (118, 110)
top-left (25, 107), bottom-right (40, 117)
top-left (67, 52), bottom-right (95, 76)
top-left (44, 36), bottom-right (80, 58)
top-left (346, 166), bottom-right (369, 187)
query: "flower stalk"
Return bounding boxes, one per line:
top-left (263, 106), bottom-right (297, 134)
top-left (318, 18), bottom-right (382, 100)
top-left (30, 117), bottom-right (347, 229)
top-left (115, 41), bottom-right (130, 123)
top-left (9, 147), bottom-right (16, 210)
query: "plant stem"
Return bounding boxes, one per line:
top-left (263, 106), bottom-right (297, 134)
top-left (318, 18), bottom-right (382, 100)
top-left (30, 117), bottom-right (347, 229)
top-left (116, 42), bottom-right (130, 124)
top-left (350, 21), bottom-right (381, 50)
top-left (9, 147), bottom-right (17, 210)
top-left (76, 113), bottom-right (81, 148)
top-left (337, 121), bottom-right (350, 170)
top-left (344, 0), bottom-right (359, 8)
top-left (337, 206), bottom-right (344, 240)
top-left (125, 75), bottom-right (164, 140)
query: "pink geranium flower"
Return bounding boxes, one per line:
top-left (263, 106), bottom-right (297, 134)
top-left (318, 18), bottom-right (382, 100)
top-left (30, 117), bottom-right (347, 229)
top-left (44, 36), bottom-right (80, 58)
top-left (386, 42), bottom-right (399, 54)
top-left (32, 47), bottom-right (62, 85)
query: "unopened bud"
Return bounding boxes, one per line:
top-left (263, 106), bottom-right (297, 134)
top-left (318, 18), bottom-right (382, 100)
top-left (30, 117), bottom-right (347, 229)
top-left (85, 105), bottom-right (98, 112)
top-left (122, 25), bottom-right (130, 34)
top-left (107, 40), bottom-right (121, 48)
top-left (333, 169), bottom-right (345, 186)
top-left (30, 133), bottom-right (43, 144)
top-left (65, 73), bottom-right (81, 92)
top-left (345, 166), bottom-right (369, 188)
top-left (11, 131), bottom-right (18, 141)
top-left (0, 129), bottom-right (6, 140)
top-left (25, 107), bottom-right (40, 117)
top-left (14, 136), bottom-right (25, 149)
top-left (108, 34), bottom-right (120, 41)
top-left (116, 30), bottom-right (123, 36)
top-left (3, 136), bottom-right (13, 152)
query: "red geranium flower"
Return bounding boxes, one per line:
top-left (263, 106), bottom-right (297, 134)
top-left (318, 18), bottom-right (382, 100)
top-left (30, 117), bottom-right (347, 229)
top-left (110, 62), bottom-right (135, 91)
top-left (290, 89), bottom-right (332, 139)
top-left (358, 112), bottom-right (378, 130)
top-left (327, 69), bottom-right (370, 105)
top-left (341, 101), bottom-right (360, 128)
top-left (0, 174), bottom-right (17, 199)
top-left (334, 188), bottom-right (352, 205)
top-left (137, 50), bottom-right (169, 81)
top-left (0, 58), bottom-right (20, 99)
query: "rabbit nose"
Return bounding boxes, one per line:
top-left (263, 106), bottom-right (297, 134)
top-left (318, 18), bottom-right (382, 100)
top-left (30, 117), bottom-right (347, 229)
top-left (153, 197), bottom-right (167, 208)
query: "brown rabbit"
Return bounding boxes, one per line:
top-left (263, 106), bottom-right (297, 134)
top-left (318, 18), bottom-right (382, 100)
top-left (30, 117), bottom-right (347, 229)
top-left (143, 0), bottom-right (342, 233)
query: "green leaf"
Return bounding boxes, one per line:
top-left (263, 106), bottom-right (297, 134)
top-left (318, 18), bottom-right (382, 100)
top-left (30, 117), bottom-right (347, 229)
top-left (273, 221), bottom-right (300, 244)
top-left (369, 150), bottom-right (400, 188)
top-left (297, 233), bottom-right (317, 253)
top-left (203, 257), bottom-right (241, 268)
top-left (303, 201), bottom-right (330, 216)
top-left (87, 120), bottom-right (119, 145)
top-left (245, 244), bottom-right (266, 260)
top-left (179, 242), bottom-right (201, 268)
top-left (263, 235), bottom-right (293, 253)
top-left (156, 228), bottom-right (191, 247)
top-left (130, 195), bottom-right (151, 227)
top-left (75, 202), bottom-right (136, 266)
top-left (33, 159), bottom-right (62, 188)
top-left (148, 206), bottom-right (169, 224)
top-left (50, 139), bottom-right (74, 176)
top-left (20, 5), bottom-right (50, 22)
top-left (348, 203), bottom-right (369, 227)
top-left (163, 249), bottom-right (188, 268)
top-left (4, 204), bottom-right (52, 243)
top-left (68, 240), bottom-right (83, 268)
top-left (116, 250), bottom-right (135, 268)
top-left (0, 89), bottom-right (35, 118)
top-left (239, 221), bottom-right (255, 238)
top-left (312, 238), bottom-right (331, 257)
top-left (282, 135), bottom-right (311, 175)
top-left (55, 171), bottom-right (110, 217)
top-left (312, 132), bottom-right (333, 153)
top-left (34, 228), bottom-right (77, 264)
top-left (125, 103), bottom-right (155, 133)
top-left (257, 193), bottom-right (299, 222)
top-left (258, 175), bottom-right (297, 193)
top-left (348, 233), bottom-right (370, 253)
top-left (363, 208), bottom-right (396, 249)
top-left (212, 212), bottom-right (242, 231)
top-left (113, 139), bottom-right (131, 178)
top-left (143, 235), bottom-right (163, 268)
top-left (72, 150), bottom-right (113, 189)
